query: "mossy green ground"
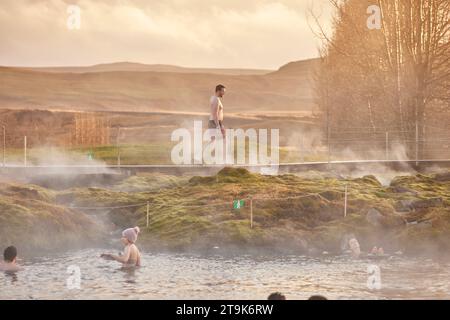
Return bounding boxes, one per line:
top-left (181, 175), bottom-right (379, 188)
top-left (1, 168), bottom-right (450, 255)
top-left (0, 183), bottom-right (102, 253)
top-left (3, 144), bottom-right (327, 165)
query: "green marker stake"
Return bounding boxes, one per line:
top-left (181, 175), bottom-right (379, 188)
top-left (233, 200), bottom-right (245, 209)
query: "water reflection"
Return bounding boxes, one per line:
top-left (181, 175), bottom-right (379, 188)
top-left (4, 271), bottom-right (18, 284)
top-left (122, 267), bottom-right (137, 284)
top-left (1, 249), bottom-right (449, 300)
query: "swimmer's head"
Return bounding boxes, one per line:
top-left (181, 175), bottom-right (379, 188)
top-left (267, 292), bottom-right (286, 300)
top-left (3, 246), bottom-right (17, 263)
top-left (215, 84), bottom-right (226, 98)
top-left (308, 295), bottom-right (328, 300)
top-left (121, 227), bottom-right (140, 244)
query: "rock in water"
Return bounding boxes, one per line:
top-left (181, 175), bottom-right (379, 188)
top-left (366, 208), bottom-right (383, 227)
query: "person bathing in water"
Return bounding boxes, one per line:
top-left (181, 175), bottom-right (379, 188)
top-left (101, 227), bottom-right (141, 267)
top-left (0, 246), bottom-right (21, 272)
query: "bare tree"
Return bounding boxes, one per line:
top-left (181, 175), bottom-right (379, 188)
top-left (313, 0), bottom-right (450, 159)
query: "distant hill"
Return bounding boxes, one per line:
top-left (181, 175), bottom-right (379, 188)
top-left (269, 58), bottom-right (321, 77)
top-left (0, 58), bottom-right (320, 114)
top-left (18, 62), bottom-right (272, 76)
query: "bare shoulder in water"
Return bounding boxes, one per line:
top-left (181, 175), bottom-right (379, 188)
top-left (0, 262), bottom-right (21, 273)
top-left (101, 227), bottom-right (142, 268)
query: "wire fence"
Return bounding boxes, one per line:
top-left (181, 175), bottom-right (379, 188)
top-left (325, 125), bottom-right (450, 161)
top-left (67, 188), bottom-right (351, 230)
top-left (1, 125), bottom-right (449, 166)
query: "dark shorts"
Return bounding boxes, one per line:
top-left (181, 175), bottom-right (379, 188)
top-left (208, 120), bottom-right (223, 129)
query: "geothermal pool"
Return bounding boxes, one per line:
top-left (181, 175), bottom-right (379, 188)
top-left (1, 249), bottom-right (449, 300)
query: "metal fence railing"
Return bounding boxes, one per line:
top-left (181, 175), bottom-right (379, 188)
top-left (1, 126), bottom-right (449, 166)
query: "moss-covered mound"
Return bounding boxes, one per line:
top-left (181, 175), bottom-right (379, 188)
top-left (2, 168), bottom-right (450, 256)
top-left (113, 173), bottom-right (190, 192)
top-left (0, 183), bottom-right (103, 253)
top-left (143, 168), bottom-right (450, 254)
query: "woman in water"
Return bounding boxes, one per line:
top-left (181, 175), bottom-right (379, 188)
top-left (101, 227), bottom-right (141, 268)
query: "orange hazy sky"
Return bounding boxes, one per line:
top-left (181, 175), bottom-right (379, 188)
top-left (0, 0), bottom-right (333, 69)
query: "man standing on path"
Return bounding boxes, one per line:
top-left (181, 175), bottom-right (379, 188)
top-left (200, 84), bottom-right (229, 165)
top-left (209, 84), bottom-right (226, 138)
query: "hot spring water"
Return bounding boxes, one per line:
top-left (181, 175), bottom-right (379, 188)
top-left (1, 249), bottom-right (450, 300)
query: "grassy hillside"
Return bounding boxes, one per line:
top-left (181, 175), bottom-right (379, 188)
top-left (0, 58), bottom-right (319, 114)
top-left (3, 167), bottom-right (450, 256)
